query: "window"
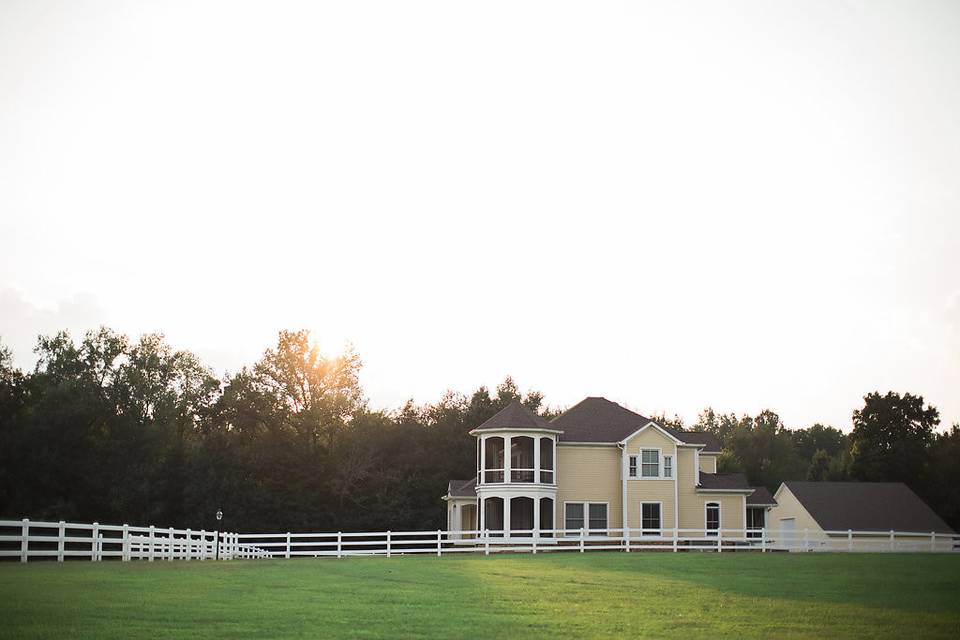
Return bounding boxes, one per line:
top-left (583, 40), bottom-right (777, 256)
top-left (628, 455), bottom-right (637, 477)
top-left (565, 503), bottom-right (584, 531)
top-left (539, 438), bottom-right (554, 484)
top-left (705, 502), bottom-right (720, 536)
top-left (641, 503), bottom-right (661, 535)
top-left (589, 503), bottom-right (608, 533)
top-left (565, 502), bottom-right (607, 534)
top-left (746, 507), bottom-right (764, 538)
top-left (663, 456), bottom-right (673, 478)
top-left (641, 449), bottom-right (659, 477)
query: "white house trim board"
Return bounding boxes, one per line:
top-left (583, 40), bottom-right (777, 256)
top-left (619, 421), bottom-right (684, 446)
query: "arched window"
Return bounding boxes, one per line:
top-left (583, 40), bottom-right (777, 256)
top-left (484, 497), bottom-right (504, 536)
top-left (539, 497), bottom-right (554, 537)
top-left (705, 502), bottom-right (720, 536)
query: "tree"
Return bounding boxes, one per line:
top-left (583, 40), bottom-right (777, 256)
top-left (724, 410), bottom-right (806, 491)
top-left (921, 424), bottom-right (960, 530)
top-left (848, 392), bottom-right (938, 490)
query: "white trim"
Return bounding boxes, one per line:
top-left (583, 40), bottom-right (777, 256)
top-left (469, 427), bottom-right (564, 436)
top-left (695, 449), bottom-right (700, 486)
top-left (696, 489), bottom-right (755, 494)
top-left (619, 421), bottom-right (684, 446)
top-left (556, 442), bottom-right (619, 447)
top-left (640, 501), bottom-right (663, 536)
top-left (663, 454), bottom-right (673, 479)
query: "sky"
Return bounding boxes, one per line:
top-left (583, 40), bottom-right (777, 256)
top-left (2, 1), bottom-right (959, 432)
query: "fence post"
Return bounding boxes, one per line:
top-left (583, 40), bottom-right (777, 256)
top-left (803, 528), bottom-right (809, 552)
top-left (122, 524), bottom-right (130, 561)
top-left (186, 529), bottom-right (192, 561)
top-left (57, 520), bottom-right (65, 562)
top-left (437, 529), bottom-right (442, 557)
top-left (98, 533), bottom-right (103, 561)
top-left (168, 527), bottom-right (174, 561)
top-left (847, 529), bottom-right (852, 552)
top-left (761, 527), bottom-right (766, 553)
top-left (673, 528), bottom-right (678, 553)
top-left (484, 529), bottom-right (490, 556)
top-left (624, 527), bottom-right (630, 553)
top-left (91, 522), bottom-right (99, 561)
top-left (148, 526), bottom-right (155, 561)
top-left (717, 529), bottom-right (722, 553)
top-left (889, 529), bottom-right (894, 552)
top-left (386, 531), bottom-right (391, 558)
top-left (336, 532), bottom-right (342, 559)
top-left (286, 532), bottom-right (291, 560)
top-left (20, 518), bottom-right (29, 563)
top-left (931, 531), bottom-right (936, 553)
top-left (580, 527), bottom-right (585, 553)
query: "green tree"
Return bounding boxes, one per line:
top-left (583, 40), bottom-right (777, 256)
top-left (848, 391), bottom-right (937, 490)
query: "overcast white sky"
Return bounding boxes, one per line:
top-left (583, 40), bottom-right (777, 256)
top-left (2, 1), bottom-right (959, 431)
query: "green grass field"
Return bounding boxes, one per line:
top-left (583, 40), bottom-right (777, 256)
top-left (1, 553), bottom-right (958, 639)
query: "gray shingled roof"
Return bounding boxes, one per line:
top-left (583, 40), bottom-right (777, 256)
top-left (470, 399), bottom-right (555, 433)
top-left (446, 478), bottom-right (477, 498)
top-left (783, 481), bottom-right (954, 534)
top-left (747, 486), bottom-right (777, 506)
top-left (698, 472), bottom-right (752, 491)
top-left (551, 397), bottom-right (721, 449)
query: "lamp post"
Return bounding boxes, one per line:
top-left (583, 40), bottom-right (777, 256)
top-left (215, 510), bottom-right (223, 560)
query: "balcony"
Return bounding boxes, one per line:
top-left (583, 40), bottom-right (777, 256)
top-left (479, 434), bottom-right (555, 485)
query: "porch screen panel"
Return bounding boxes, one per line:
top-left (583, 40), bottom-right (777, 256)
top-left (539, 438), bottom-right (554, 484)
top-left (511, 437), bottom-right (535, 482)
top-left (540, 498), bottom-right (554, 537)
top-left (484, 437), bottom-right (504, 482)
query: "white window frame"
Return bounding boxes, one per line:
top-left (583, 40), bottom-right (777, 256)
top-left (640, 501), bottom-right (663, 536)
top-left (563, 501), bottom-right (609, 535)
top-left (663, 455), bottom-right (673, 478)
top-left (705, 501), bottom-right (721, 536)
top-left (640, 448), bottom-right (661, 478)
top-left (628, 455), bottom-right (637, 478)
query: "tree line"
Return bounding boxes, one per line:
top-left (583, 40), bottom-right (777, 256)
top-left (1, 328), bottom-right (957, 532)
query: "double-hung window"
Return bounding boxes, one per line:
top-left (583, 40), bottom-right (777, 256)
top-left (663, 455), bottom-right (673, 478)
top-left (565, 503), bottom-right (584, 531)
top-left (628, 455), bottom-right (637, 477)
top-left (641, 503), bottom-right (661, 535)
top-left (565, 502), bottom-right (608, 535)
top-left (641, 449), bottom-right (660, 477)
top-left (588, 504), bottom-right (608, 533)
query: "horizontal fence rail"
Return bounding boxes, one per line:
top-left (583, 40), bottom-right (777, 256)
top-left (3, 519), bottom-right (957, 563)
top-left (0, 519), bottom-right (268, 563)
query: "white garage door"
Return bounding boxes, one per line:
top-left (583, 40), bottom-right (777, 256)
top-left (780, 518), bottom-right (796, 549)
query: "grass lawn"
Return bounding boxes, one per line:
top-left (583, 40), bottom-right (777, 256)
top-left (1, 553), bottom-right (959, 639)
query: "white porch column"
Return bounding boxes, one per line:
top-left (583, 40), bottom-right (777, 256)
top-left (503, 497), bottom-right (511, 538)
top-left (504, 436), bottom-right (512, 483)
top-left (534, 437), bottom-right (541, 484)
top-left (479, 497), bottom-right (485, 532)
top-left (479, 436), bottom-right (486, 485)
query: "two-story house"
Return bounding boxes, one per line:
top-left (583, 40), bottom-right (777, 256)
top-left (443, 397), bottom-right (773, 540)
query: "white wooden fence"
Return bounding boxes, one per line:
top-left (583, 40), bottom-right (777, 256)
top-left (0, 519), bottom-right (268, 562)
top-left (3, 519), bottom-right (957, 562)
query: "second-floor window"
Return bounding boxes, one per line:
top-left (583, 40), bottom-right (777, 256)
top-left (664, 455), bottom-right (673, 478)
top-left (628, 456), bottom-right (637, 477)
top-left (641, 449), bottom-right (659, 477)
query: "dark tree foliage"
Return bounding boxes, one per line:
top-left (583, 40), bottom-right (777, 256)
top-left (849, 391), bottom-right (938, 490)
top-left (1, 331), bottom-right (956, 531)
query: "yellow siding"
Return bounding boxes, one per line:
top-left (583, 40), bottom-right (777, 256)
top-left (767, 485), bottom-right (823, 533)
top-left (623, 425), bottom-right (678, 529)
top-left (677, 448), bottom-right (701, 529)
top-left (700, 454), bottom-right (717, 473)
top-left (556, 445), bottom-right (622, 532)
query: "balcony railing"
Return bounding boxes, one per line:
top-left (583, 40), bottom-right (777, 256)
top-left (480, 468), bottom-right (556, 484)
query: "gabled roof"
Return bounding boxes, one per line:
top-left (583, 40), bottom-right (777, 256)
top-left (698, 472), bottom-right (752, 491)
top-left (446, 478), bottom-right (477, 498)
top-left (550, 397), bottom-right (720, 449)
top-left (781, 481), bottom-right (954, 534)
top-left (747, 486), bottom-right (777, 506)
top-left (469, 399), bottom-right (557, 434)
